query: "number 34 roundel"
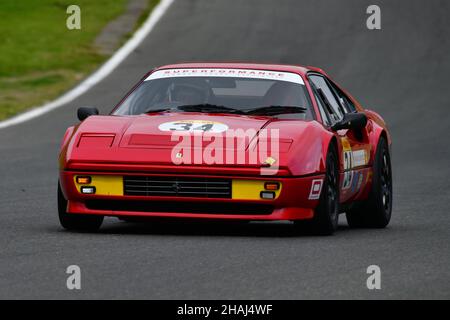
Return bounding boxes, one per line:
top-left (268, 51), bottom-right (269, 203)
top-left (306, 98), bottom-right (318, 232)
top-left (158, 120), bottom-right (229, 133)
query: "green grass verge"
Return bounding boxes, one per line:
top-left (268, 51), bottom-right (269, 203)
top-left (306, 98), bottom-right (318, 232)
top-left (0, 0), bottom-right (159, 121)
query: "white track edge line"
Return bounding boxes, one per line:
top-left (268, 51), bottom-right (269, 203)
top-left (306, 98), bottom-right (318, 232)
top-left (0, 0), bottom-right (175, 130)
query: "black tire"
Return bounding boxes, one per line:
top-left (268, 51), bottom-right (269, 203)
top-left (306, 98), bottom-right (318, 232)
top-left (346, 137), bottom-right (392, 228)
top-left (58, 182), bottom-right (103, 232)
top-left (295, 144), bottom-right (340, 235)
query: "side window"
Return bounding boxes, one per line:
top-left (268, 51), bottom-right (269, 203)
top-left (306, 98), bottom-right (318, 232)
top-left (327, 80), bottom-right (357, 113)
top-left (313, 90), bottom-right (331, 127)
top-left (309, 75), bottom-right (344, 123)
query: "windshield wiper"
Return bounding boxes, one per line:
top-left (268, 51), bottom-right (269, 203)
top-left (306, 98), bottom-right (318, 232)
top-left (244, 105), bottom-right (307, 116)
top-left (177, 104), bottom-right (244, 114)
top-left (144, 108), bottom-right (176, 113)
top-left (144, 104), bottom-right (306, 116)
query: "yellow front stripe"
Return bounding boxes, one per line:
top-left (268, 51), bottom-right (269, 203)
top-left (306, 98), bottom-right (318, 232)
top-left (232, 180), bottom-right (281, 200)
top-left (74, 176), bottom-right (280, 200)
top-left (74, 175), bottom-right (123, 196)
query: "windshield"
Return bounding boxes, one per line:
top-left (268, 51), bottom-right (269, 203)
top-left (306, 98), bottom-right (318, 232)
top-left (113, 69), bottom-right (313, 119)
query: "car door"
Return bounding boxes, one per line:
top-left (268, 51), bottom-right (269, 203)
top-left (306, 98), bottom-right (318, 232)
top-left (308, 74), bottom-right (372, 201)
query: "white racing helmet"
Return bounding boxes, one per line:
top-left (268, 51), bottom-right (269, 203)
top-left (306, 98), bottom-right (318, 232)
top-left (167, 78), bottom-right (211, 105)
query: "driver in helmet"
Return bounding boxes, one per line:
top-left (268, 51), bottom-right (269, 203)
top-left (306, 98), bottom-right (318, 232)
top-left (167, 78), bottom-right (211, 105)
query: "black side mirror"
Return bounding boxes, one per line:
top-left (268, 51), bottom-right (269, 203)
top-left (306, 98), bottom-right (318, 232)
top-left (77, 107), bottom-right (99, 121)
top-left (331, 112), bottom-right (367, 131)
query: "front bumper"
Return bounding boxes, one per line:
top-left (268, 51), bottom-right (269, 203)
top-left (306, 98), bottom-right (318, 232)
top-left (60, 170), bottom-right (324, 221)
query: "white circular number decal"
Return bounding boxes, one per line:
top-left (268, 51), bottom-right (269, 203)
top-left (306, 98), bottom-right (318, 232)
top-left (158, 120), bottom-right (228, 133)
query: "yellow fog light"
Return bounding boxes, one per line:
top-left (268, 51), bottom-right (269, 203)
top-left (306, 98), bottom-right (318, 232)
top-left (260, 191), bottom-right (275, 200)
top-left (81, 186), bottom-right (96, 194)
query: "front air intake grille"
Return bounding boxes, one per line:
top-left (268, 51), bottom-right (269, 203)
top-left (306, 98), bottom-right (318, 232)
top-left (123, 176), bottom-right (232, 198)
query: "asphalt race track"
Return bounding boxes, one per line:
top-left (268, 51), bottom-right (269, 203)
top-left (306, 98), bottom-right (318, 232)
top-left (0, 0), bottom-right (449, 299)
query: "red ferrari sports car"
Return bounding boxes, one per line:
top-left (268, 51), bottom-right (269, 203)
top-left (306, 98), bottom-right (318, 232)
top-left (58, 63), bottom-right (392, 235)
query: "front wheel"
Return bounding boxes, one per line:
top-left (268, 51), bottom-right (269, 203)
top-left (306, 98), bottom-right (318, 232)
top-left (346, 136), bottom-right (392, 228)
top-left (58, 182), bottom-right (103, 232)
top-left (295, 144), bottom-right (340, 235)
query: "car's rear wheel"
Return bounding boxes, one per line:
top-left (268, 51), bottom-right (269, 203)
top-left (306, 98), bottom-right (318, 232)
top-left (295, 145), bottom-right (340, 235)
top-left (58, 182), bottom-right (103, 232)
top-left (346, 136), bottom-right (392, 228)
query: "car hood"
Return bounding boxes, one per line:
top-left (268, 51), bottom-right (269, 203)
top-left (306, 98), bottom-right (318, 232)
top-left (118, 113), bottom-right (268, 149)
top-left (63, 113), bottom-right (326, 175)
